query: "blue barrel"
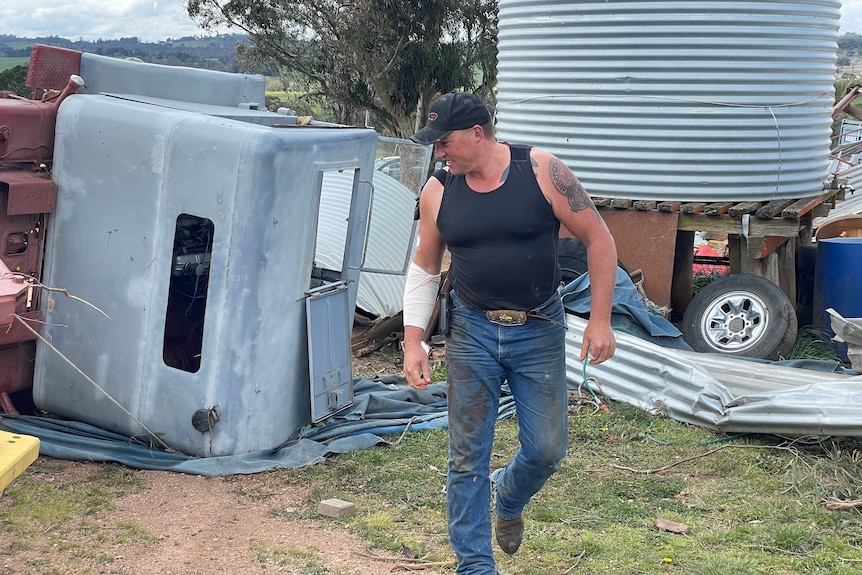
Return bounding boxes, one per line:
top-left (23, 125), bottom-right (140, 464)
top-left (813, 238), bottom-right (862, 358)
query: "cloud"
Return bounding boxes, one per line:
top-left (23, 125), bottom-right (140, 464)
top-left (0, 0), bottom-right (214, 42)
top-left (843, 0), bottom-right (862, 35)
top-left (2, 0), bottom-right (859, 43)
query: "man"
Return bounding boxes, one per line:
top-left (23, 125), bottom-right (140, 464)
top-left (402, 91), bottom-right (617, 575)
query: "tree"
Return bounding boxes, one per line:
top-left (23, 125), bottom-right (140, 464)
top-left (839, 33), bottom-right (862, 59)
top-left (0, 65), bottom-right (29, 98)
top-left (186, 0), bottom-right (498, 138)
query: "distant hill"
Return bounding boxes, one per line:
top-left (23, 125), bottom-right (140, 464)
top-left (0, 33), bottom-right (252, 73)
top-left (5, 31), bottom-right (861, 75)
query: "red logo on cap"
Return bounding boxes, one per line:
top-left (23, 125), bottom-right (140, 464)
top-left (428, 112), bottom-right (438, 121)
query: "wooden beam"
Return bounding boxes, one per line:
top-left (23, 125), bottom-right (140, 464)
top-left (729, 237), bottom-right (796, 305)
top-left (657, 201), bottom-right (681, 212)
top-left (677, 213), bottom-right (802, 236)
top-left (782, 190), bottom-right (833, 219)
top-left (671, 230), bottom-right (695, 322)
top-left (813, 204), bottom-right (834, 218)
top-left (833, 84), bottom-right (862, 118)
top-left (728, 201), bottom-right (762, 217)
top-left (744, 235), bottom-right (790, 259)
top-left (842, 104), bottom-right (862, 122)
top-left (592, 197), bottom-right (611, 208)
top-left (755, 199), bottom-right (792, 219)
top-left (703, 202), bottom-right (732, 216)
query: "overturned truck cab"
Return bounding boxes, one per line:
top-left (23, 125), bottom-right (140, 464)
top-left (3, 45), bottom-right (388, 457)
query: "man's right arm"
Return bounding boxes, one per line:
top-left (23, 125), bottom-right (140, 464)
top-left (402, 177), bottom-right (446, 390)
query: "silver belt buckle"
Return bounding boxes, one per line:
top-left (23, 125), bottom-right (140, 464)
top-left (485, 310), bottom-right (527, 326)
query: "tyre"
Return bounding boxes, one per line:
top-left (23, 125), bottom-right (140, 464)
top-left (682, 274), bottom-right (797, 359)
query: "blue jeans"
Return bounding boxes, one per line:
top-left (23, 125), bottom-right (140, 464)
top-left (445, 290), bottom-right (569, 575)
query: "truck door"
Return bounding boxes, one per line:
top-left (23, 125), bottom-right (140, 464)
top-left (306, 281), bottom-right (352, 422)
top-left (307, 141), bottom-right (430, 422)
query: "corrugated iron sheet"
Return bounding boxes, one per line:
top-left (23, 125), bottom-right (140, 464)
top-left (817, 148), bottom-right (862, 231)
top-left (317, 171), bottom-right (416, 318)
top-left (564, 314), bottom-right (862, 436)
top-left (496, 0), bottom-right (841, 202)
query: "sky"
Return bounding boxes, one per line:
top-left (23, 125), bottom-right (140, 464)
top-left (0, 0), bottom-right (218, 43)
top-left (1, 0), bottom-right (862, 43)
top-left (841, 0), bottom-right (862, 35)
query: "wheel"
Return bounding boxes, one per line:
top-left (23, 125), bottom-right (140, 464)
top-left (682, 274), bottom-right (797, 359)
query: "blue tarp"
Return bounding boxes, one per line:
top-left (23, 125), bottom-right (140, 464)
top-left (562, 267), bottom-right (693, 350)
top-left (0, 377), bottom-right (519, 476)
top-left (0, 377), bottom-right (474, 476)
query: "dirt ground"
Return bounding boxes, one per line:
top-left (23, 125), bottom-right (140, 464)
top-left (0, 339), bottom-right (426, 575)
top-left (2, 460), bottom-right (413, 575)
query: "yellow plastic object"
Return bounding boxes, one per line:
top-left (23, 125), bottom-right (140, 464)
top-left (0, 429), bottom-right (40, 490)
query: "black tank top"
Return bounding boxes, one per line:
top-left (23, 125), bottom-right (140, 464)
top-left (435, 144), bottom-right (561, 311)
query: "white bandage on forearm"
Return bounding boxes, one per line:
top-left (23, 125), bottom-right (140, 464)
top-left (403, 262), bottom-right (441, 329)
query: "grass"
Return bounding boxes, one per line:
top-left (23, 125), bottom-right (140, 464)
top-left (692, 272), bottom-right (723, 295)
top-left (2, 332), bottom-right (861, 574)
top-left (270, 398), bottom-right (862, 575)
top-left (1, 463), bottom-right (143, 534)
top-left (3, 400), bottom-right (862, 574)
top-left (785, 326), bottom-right (843, 362)
top-left (0, 462), bottom-right (152, 569)
top-left (0, 57), bottom-right (29, 72)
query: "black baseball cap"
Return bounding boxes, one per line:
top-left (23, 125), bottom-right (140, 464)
top-left (411, 91), bottom-right (491, 145)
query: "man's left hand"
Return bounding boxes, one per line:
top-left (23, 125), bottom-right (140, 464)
top-left (580, 321), bottom-right (616, 364)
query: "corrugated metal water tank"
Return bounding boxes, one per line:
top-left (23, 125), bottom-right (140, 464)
top-left (33, 94), bottom-right (377, 457)
top-left (495, 0), bottom-right (841, 201)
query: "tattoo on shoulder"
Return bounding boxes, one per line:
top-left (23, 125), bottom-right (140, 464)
top-left (549, 157), bottom-right (595, 214)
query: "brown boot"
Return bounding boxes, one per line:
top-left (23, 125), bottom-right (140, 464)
top-left (495, 514), bottom-right (524, 555)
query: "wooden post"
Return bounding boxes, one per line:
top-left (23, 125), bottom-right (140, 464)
top-left (671, 230), bottom-right (695, 322)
